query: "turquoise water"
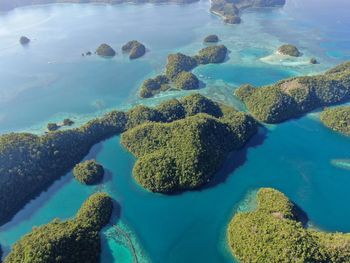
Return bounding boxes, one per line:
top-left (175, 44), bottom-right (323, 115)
top-left (1, 0), bottom-right (350, 262)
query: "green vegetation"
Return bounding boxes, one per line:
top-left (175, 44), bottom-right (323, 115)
top-left (278, 44), bottom-right (301, 57)
top-left (166, 53), bottom-right (198, 80)
top-left (174, 71), bottom-right (199, 90)
top-left (210, 0), bottom-right (285, 24)
top-left (235, 61), bottom-right (350, 123)
top-left (140, 45), bottom-right (228, 98)
top-left (122, 40), bottom-right (146, 59)
top-left (320, 106), bottom-right (350, 136)
top-left (19, 36), bottom-right (30, 45)
top-left (194, 45), bottom-right (227, 64)
top-left (0, 93), bottom-right (250, 225)
top-left (0, 110), bottom-right (126, 225)
top-left (96, 43), bottom-right (116, 57)
top-left (4, 193), bottom-right (113, 263)
top-left (73, 160), bottom-right (104, 185)
top-left (121, 94), bottom-right (257, 193)
top-left (204, 34), bottom-right (219, 43)
top-left (228, 188), bottom-right (350, 263)
top-left (140, 75), bottom-right (170, 98)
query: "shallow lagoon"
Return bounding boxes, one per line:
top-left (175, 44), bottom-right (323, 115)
top-left (1, 0), bottom-right (350, 262)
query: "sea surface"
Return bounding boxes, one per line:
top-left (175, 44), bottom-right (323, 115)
top-left (0, 0), bottom-right (350, 262)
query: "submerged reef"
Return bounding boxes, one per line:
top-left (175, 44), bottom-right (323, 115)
top-left (228, 188), bottom-right (350, 263)
top-left (140, 45), bottom-right (228, 98)
top-left (122, 40), bottom-right (146, 59)
top-left (4, 193), bottom-right (113, 263)
top-left (235, 61), bottom-right (350, 123)
top-left (73, 160), bottom-right (104, 185)
top-left (210, 0), bottom-right (285, 24)
top-left (320, 106), bottom-right (350, 136)
top-left (121, 94), bottom-right (257, 193)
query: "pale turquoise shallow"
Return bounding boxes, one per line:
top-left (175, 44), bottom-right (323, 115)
top-left (0, 0), bottom-right (350, 262)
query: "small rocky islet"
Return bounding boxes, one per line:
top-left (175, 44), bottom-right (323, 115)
top-left (96, 43), bottom-right (116, 57)
top-left (19, 36), bottom-right (30, 45)
top-left (122, 40), bottom-right (146, 59)
top-left (73, 159), bottom-right (104, 185)
top-left (204, 34), bottom-right (219, 43)
top-left (277, 44), bottom-right (302, 57)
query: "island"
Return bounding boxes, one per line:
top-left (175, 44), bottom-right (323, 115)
top-left (0, 93), bottom-right (254, 225)
top-left (174, 71), bottom-right (199, 90)
top-left (19, 36), bottom-right (30, 45)
top-left (204, 34), bottom-right (219, 43)
top-left (4, 193), bottom-right (113, 263)
top-left (310, 57), bottom-right (318, 64)
top-left (277, 44), bottom-right (302, 57)
top-left (73, 160), bottom-right (104, 185)
top-left (121, 94), bottom-right (257, 193)
top-left (0, 0), bottom-right (286, 27)
top-left (47, 119), bottom-right (74, 132)
top-left (194, 45), bottom-right (228, 64)
top-left (227, 188), bottom-right (350, 262)
top-left (47, 122), bottom-right (59, 131)
top-left (122, 40), bottom-right (146, 59)
top-left (139, 75), bottom-right (171, 98)
top-left (320, 106), bottom-right (350, 136)
top-left (63, 118), bottom-right (74, 126)
top-left (96, 43), bottom-right (116, 57)
top-left (235, 61), bottom-right (350, 123)
top-left (210, 0), bottom-right (285, 24)
top-left (140, 45), bottom-right (228, 98)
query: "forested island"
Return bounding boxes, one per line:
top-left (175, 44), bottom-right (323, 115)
top-left (140, 45), bottom-right (228, 98)
top-left (235, 61), bottom-right (350, 123)
top-left (122, 40), bottom-right (146, 59)
top-left (204, 34), bottom-right (219, 43)
top-left (73, 160), bottom-right (104, 185)
top-left (4, 193), bottom-right (113, 263)
top-left (228, 188), bottom-right (350, 262)
top-left (121, 94), bottom-right (257, 193)
top-left (277, 44), bottom-right (301, 57)
top-left (0, 93), bottom-right (255, 225)
top-left (96, 44), bottom-right (116, 57)
top-left (210, 0), bottom-right (285, 24)
top-left (320, 106), bottom-right (350, 136)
